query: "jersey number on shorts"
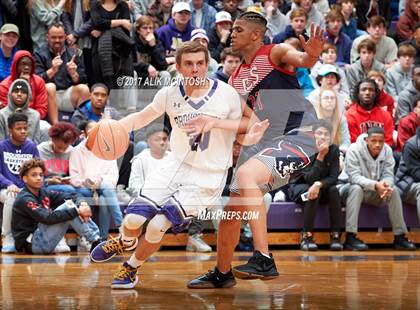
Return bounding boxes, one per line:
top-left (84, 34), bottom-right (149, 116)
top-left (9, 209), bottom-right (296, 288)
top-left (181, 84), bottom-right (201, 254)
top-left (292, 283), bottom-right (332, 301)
top-left (189, 132), bottom-right (210, 151)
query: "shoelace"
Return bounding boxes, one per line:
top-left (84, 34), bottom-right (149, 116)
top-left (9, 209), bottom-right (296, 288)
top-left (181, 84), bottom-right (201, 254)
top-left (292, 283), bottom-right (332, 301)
top-left (115, 265), bottom-right (137, 280)
top-left (102, 237), bottom-right (124, 255)
top-left (248, 253), bottom-right (266, 265)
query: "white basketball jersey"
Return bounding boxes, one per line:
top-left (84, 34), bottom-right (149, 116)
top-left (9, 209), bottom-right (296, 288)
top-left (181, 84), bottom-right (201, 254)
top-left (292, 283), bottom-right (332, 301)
top-left (149, 79), bottom-right (242, 172)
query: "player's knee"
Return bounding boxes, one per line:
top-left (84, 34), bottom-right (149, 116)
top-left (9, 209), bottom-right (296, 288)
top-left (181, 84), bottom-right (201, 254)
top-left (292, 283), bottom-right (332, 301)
top-left (235, 166), bottom-right (254, 189)
top-left (124, 214), bottom-right (146, 230)
top-left (144, 214), bottom-right (172, 244)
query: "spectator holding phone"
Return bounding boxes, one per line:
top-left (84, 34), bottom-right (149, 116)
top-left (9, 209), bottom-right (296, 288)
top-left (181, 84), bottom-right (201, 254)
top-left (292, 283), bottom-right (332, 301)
top-left (37, 122), bottom-right (80, 194)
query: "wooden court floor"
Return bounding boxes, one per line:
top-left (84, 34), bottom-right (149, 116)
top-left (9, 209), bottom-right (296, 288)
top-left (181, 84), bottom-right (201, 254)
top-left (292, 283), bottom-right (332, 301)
top-left (1, 250), bottom-right (420, 309)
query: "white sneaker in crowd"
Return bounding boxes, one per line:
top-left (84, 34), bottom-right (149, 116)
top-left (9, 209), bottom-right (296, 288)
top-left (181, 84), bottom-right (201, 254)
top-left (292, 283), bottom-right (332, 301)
top-left (77, 236), bottom-right (92, 252)
top-left (54, 237), bottom-right (71, 253)
top-left (186, 233), bottom-right (212, 253)
top-left (1, 234), bottom-right (16, 253)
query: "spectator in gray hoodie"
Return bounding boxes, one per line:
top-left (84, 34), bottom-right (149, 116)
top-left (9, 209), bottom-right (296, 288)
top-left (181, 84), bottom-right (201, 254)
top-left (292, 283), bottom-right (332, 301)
top-left (263, 0), bottom-right (289, 39)
top-left (345, 38), bottom-right (385, 95)
top-left (339, 127), bottom-right (416, 251)
top-left (0, 79), bottom-right (43, 143)
top-left (386, 44), bottom-right (416, 102)
top-left (396, 65), bottom-right (420, 123)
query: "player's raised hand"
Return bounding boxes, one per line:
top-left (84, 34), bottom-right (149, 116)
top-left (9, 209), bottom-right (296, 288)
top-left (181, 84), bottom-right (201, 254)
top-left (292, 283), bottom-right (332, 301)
top-left (184, 115), bottom-right (216, 135)
top-left (299, 23), bottom-right (326, 58)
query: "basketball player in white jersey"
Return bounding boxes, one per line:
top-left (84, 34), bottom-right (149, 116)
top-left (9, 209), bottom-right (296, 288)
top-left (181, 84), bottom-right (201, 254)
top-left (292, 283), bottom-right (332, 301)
top-left (90, 41), bottom-right (268, 289)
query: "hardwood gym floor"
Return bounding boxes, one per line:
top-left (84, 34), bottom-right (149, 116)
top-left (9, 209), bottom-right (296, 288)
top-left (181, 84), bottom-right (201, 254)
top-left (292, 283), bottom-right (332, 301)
top-left (1, 250), bottom-right (419, 309)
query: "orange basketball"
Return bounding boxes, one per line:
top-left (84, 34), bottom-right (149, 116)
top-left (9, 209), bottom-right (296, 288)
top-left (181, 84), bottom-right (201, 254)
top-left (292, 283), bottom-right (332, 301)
top-left (87, 119), bottom-right (129, 160)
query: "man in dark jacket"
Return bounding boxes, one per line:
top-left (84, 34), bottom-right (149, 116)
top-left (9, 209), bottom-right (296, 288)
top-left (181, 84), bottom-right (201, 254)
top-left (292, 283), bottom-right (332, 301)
top-left (288, 120), bottom-right (342, 251)
top-left (133, 15), bottom-right (169, 83)
top-left (208, 11), bottom-right (232, 63)
top-left (395, 126), bottom-right (420, 223)
top-left (34, 23), bottom-right (90, 118)
top-left (12, 158), bottom-right (100, 254)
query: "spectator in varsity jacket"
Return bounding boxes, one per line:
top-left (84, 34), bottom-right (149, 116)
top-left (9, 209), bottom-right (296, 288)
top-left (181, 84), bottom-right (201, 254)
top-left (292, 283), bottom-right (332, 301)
top-left (11, 158), bottom-right (101, 254)
top-left (345, 78), bottom-right (394, 147)
top-left (0, 79), bottom-right (42, 143)
top-left (395, 126), bottom-right (420, 223)
top-left (0, 51), bottom-right (49, 120)
top-left (396, 95), bottom-right (420, 152)
top-left (339, 127), bottom-right (416, 251)
top-left (212, 47), bottom-right (241, 83)
top-left (0, 112), bottom-right (39, 253)
top-left (156, 2), bottom-right (195, 55)
top-left (0, 24), bottom-right (19, 82)
top-left (396, 65), bottom-right (420, 123)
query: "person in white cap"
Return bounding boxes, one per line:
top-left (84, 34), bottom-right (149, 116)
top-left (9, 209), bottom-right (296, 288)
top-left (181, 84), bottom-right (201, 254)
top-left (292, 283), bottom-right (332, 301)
top-left (208, 11), bottom-right (232, 62)
top-left (156, 1), bottom-right (195, 55)
top-left (189, 0), bottom-right (217, 34)
top-left (190, 28), bottom-right (218, 75)
top-left (0, 24), bottom-right (19, 82)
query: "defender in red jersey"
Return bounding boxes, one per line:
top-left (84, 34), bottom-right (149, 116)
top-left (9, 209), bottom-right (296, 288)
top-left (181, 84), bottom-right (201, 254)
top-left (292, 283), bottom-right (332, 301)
top-left (188, 11), bottom-right (326, 288)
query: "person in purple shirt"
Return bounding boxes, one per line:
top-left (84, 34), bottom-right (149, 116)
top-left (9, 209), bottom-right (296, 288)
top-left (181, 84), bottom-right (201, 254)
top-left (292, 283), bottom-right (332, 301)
top-left (156, 2), bottom-right (195, 57)
top-left (0, 112), bottom-right (39, 253)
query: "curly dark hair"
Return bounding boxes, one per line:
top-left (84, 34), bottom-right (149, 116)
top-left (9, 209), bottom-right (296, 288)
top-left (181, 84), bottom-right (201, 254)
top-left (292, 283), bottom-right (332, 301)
top-left (19, 158), bottom-right (45, 179)
top-left (352, 78), bottom-right (380, 107)
top-left (48, 122), bottom-right (80, 144)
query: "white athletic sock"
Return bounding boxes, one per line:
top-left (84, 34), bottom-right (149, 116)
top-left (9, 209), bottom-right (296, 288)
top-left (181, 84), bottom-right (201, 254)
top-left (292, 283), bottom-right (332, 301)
top-left (260, 252), bottom-right (271, 259)
top-left (127, 254), bottom-right (144, 268)
top-left (121, 235), bottom-right (136, 247)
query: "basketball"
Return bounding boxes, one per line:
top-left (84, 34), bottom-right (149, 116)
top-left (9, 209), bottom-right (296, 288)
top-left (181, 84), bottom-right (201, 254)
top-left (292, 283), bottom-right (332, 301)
top-left (86, 119), bottom-right (129, 160)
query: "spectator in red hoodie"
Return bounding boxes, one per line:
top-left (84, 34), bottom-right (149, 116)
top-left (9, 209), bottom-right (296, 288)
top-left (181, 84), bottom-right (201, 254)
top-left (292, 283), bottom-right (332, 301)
top-left (396, 95), bottom-right (420, 152)
top-left (345, 78), bottom-right (394, 147)
top-left (0, 51), bottom-right (54, 122)
top-left (397, 0), bottom-right (420, 42)
top-left (367, 70), bottom-right (395, 118)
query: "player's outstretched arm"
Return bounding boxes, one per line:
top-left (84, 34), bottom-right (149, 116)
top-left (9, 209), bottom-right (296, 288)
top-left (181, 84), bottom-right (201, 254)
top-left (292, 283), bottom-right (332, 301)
top-left (119, 104), bottom-right (163, 133)
top-left (271, 23), bottom-right (326, 68)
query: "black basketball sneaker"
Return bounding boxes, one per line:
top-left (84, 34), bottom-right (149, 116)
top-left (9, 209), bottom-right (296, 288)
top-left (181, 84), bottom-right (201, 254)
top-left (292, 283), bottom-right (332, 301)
top-left (232, 251), bottom-right (279, 280)
top-left (187, 267), bottom-right (237, 289)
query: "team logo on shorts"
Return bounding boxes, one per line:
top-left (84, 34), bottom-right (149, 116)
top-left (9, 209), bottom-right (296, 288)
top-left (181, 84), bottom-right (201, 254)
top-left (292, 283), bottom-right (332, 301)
top-left (260, 140), bottom-right (310, 178)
